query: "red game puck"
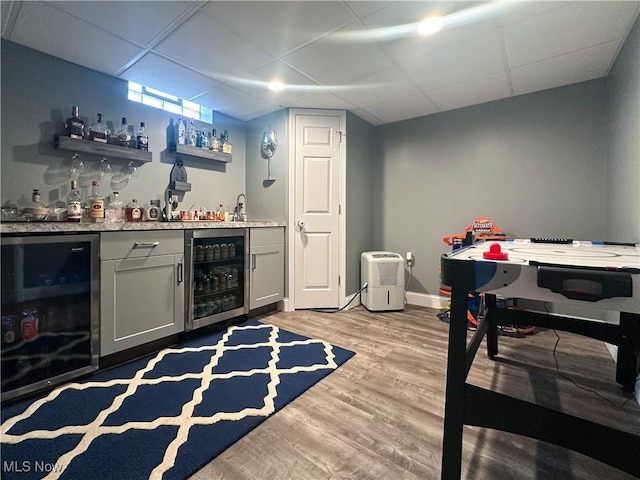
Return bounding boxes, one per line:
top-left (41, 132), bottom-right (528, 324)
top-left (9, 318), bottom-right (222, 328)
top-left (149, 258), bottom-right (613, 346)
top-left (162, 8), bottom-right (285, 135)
top-left (483, 242), bottom-right (508, 260)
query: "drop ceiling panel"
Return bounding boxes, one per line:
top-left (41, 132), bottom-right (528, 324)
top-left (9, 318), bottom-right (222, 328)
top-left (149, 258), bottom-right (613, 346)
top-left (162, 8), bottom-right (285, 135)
top-left (153, 13), bottom-right (272, 78)
top-left (503, 1), bottom-right (639, 68)
top-left (511, 41), bottom-right (621, 95)
top-left (282, 23), bottom-right (395, 85)
top-left (350, 108), bottom-right (384, 126)
top-left (46, 1), bottom-right (198, 47)
top-left (201, 1), bottom-right (355, 57)
top-left (334, 67), bottom-right (420, 109)
top-left (194, 83), bottom-right (274, 120)
top-left (360, 1), bottom-right (478, 30)
top-left (236, 60), bottom-right (317, 105)
top-left (402, 29), bottom-right (506, 92)
top-left (344, 1), bottom-right (391, 19)
top-left (364, 93), bottom-right (439, 125)
top-left (119, 53), bottom-right (221, 100)
top-left (427, 72), bottom-right (511, 112)
top-left (291, 91), bottom-right (356, 111)
top-left (10, 1), bottom-right (142, 75)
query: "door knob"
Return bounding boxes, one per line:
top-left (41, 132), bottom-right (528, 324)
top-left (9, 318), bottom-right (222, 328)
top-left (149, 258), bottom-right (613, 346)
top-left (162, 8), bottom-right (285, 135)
top-left (297, 220), bottom-right (306, 229)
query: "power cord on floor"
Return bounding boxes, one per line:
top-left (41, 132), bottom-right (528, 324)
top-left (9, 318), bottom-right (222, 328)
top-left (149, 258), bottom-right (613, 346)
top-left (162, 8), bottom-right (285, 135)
top-left (311, 282), bottom-right (368, 314)
top-left (544, 303), bottom-right (634, 409)
top-left (404, 263), bottom-right (413, 306)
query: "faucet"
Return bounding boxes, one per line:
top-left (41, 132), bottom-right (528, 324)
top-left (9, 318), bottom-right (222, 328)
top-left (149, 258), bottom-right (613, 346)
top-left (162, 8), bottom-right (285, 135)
top-left (234, 193), bottom-right (247, 221)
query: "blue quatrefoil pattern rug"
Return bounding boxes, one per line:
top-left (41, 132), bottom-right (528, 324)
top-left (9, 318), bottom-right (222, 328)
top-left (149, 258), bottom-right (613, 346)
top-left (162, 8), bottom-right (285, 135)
top-left (1, 320), bottom-right (355, 480)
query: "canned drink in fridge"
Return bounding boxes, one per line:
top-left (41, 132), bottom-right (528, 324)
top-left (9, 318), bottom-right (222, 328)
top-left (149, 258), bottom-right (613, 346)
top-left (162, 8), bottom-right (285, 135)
top-left (21, 308), bottom-right (39, 341)
top-left (2, 314), bottom-right (19, 345)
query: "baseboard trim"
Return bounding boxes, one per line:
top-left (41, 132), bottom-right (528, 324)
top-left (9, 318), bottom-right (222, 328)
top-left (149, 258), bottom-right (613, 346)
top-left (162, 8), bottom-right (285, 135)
top-left (405, 291), bottom-right (449, 309)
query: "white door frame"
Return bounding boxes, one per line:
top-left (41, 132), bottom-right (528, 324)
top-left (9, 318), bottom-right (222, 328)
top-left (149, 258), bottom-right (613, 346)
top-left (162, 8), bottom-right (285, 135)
top-left (286, 108), bottom-right (346, 311)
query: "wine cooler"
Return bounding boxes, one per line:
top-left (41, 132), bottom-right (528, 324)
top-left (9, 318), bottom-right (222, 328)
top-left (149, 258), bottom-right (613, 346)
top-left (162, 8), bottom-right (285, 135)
top-left (1, 234), bottom-right (99, 403)
top-left (184, 229), bottom-right (249, 330)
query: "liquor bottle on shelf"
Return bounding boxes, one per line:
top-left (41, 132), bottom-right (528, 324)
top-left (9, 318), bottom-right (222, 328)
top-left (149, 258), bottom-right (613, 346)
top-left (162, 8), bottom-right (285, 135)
top-left (116, 117), bottom-right (132, 147)
top-left (88, 113), bottom-right (110, 143)
top-left (216, 204), bottom-right (225, 221)
top-left (220, 129), bottom-right (232, 154)
top-left (86, 180), bottom-right (105, 223)
top-left (66, 180), bottom-right (82, 223)
top-left (106, 191), bottom-right (125, 223)
top-left (136, 122), bottom-right (148, 151)
top-left (187, 119), bottom-right (197, 146)
top-left (65, 106), bottom-right (85, 140)
top-left (210, 128), bottom-right (220, 151)
top-left (176, 115), bottom-right (186, 145)
top-left (125, 199), bottom-right (144, 222)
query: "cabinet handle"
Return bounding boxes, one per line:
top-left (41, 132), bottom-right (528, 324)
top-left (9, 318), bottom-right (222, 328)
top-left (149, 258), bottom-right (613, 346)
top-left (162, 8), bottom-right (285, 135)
top-left (177, 262), bottom-right (183, 284)
top-left (252, 253), bottom-right (257, 270)
top-left (133, 241), bottom-right (159, 248)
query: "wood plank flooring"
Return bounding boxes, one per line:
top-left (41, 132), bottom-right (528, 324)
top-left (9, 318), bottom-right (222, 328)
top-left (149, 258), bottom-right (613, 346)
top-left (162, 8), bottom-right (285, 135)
top-left (189, 305), bottom-right (640, 480)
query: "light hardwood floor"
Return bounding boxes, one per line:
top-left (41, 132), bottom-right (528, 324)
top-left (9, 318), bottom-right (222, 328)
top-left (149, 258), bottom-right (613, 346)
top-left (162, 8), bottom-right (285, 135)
top-left (190, 305), bottom-right (640, 480)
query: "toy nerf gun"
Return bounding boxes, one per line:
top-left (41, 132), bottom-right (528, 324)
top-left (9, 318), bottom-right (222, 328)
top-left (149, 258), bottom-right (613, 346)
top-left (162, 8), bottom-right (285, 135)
top-left (442, 216), bottom-right (509, 248)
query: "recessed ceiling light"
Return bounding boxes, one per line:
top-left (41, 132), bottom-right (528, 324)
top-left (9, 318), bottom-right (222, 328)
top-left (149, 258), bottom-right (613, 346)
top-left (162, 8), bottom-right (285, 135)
top-left (268, 81), bottom-right (285, 91)
top-left (417, 17), bottom-right (443, 35)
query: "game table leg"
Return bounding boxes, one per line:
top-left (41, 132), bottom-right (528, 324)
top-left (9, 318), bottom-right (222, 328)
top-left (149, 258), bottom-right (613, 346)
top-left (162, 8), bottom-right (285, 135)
top-left (616, 312), bottom-right (640, 392)
top-left (440, 287), bottom-right (470, 479)
top-left (485, 294), bottom-right (499, 358)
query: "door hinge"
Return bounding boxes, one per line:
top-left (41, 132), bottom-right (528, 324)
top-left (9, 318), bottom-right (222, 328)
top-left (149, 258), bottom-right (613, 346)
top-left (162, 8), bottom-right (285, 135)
top-left (338, 204), bottom-right (341, 215)
top-left (337, 131), bottom-right (346, 143)
top-left (338, 275), bottom-right (341, 286)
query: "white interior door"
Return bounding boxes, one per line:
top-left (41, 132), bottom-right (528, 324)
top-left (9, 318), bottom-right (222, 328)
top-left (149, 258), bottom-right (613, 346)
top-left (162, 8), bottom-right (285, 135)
top-left (291, 110), bottom-right (345, 309)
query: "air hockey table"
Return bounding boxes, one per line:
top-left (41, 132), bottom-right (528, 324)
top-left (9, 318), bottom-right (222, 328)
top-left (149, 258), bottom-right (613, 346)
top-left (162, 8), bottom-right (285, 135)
top-left (439, 239), bottom-right (640, 479)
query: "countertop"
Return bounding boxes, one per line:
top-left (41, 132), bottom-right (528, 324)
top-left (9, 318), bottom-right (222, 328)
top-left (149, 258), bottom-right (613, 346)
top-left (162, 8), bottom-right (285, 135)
top-left (0, 220), bottom-right (286, 234)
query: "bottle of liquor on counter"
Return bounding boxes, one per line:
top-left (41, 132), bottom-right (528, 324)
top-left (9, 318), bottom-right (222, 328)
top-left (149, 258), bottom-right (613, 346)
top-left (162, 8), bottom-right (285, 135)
top-left (65, 106), bottom-right (85, 139)
top-left (117, 117), bottom-right (132, 147)
top-left (216, 204), bottom-right (225, 221)
top-left (136, 122), bottom-right (149, 151)
top-left (88, 113), bottom-right (110, 143)
top-left (210, 128), bottom-right (220, 151)
top-left (176, 115), bottom-right (186, 145)
top-left (125, 199), bottom-right (144, 222)
top-left (106, 191), bottom-right (125, 223)
top-left (22, 189), bottom-right (48, 221)
top-left (144, 200), bottom-right (160, 221)
top-left (66, 180), bottom-right (82, 223)
top-left (87, 180), bottom-right (105, 223)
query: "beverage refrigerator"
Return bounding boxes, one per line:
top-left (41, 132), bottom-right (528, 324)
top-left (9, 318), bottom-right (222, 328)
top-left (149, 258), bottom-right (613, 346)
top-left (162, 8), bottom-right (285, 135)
top-left (184, 229), bottom-right (249, 331)
top-left (1, 234), bottom-right (100, 403)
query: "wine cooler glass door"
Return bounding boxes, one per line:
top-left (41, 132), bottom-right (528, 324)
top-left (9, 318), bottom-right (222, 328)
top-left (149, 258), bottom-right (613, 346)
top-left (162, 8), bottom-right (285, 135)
top-left (1, 234), bottom-right (99, 403)
top-left (186, 229), bottom-right (249, 330)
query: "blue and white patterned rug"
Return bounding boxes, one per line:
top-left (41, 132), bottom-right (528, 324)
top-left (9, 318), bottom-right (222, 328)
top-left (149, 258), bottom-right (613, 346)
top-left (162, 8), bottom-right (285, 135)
top-left (1, 319), bottom-right (355, 480)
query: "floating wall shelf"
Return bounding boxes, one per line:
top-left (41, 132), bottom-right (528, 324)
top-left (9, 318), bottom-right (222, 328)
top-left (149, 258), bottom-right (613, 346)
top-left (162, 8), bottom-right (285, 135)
top-left (54, 135), bottom-right (152, 163)
top-left (168, 143), bottom-right (232, 163)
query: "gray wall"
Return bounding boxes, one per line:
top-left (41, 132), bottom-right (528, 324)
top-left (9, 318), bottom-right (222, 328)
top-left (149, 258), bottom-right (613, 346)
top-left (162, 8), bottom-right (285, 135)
top-left (374, 79), bottom-right (610, 295)
top-left (345, 111), bottom-right (375, 294)
top-left (607, 16), bottom-right (640, 242)
top-left (246, 110), bottom-right (288, 222)
top-left (1, 40), bottom-right (247, 214)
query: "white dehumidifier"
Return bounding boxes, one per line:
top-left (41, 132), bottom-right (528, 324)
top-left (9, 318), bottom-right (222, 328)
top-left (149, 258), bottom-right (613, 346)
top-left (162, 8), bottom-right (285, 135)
top-left (361, 251), bottom-right (405, 311)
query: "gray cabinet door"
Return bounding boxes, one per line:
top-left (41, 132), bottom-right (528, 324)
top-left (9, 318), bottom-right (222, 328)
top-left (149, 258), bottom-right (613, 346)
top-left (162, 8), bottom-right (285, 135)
top-left (250, 243), bottom-right (284, 309)
top-left (100, 253), bottom-right (184, 356)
